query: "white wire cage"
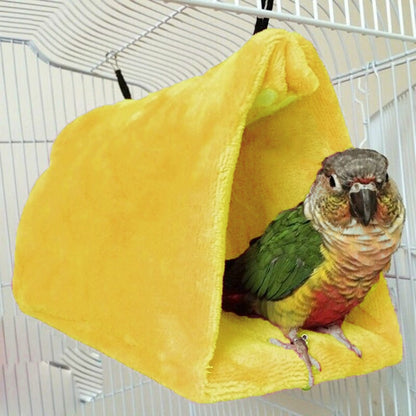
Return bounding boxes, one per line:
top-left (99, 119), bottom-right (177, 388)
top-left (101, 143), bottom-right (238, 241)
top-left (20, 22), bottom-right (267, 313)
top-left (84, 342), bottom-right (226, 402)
top-left (1, 1), bottom-right (416, 415)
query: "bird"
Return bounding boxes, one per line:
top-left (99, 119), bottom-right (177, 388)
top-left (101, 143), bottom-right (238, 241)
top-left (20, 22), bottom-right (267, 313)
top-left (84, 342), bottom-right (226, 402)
top-left (222, 148), bottom-right (405, 388)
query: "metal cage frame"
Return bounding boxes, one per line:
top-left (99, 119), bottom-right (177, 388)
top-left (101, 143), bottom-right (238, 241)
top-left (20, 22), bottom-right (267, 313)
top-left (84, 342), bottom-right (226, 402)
top-left (1, 1), bottom-right (415, 415)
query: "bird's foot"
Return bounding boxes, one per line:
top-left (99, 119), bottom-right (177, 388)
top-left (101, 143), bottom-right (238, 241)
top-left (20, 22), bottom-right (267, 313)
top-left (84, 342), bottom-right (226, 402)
top-left (270, 328), bottom-right (320, 389)
top-left (315, 323), bottom-right (362, 358)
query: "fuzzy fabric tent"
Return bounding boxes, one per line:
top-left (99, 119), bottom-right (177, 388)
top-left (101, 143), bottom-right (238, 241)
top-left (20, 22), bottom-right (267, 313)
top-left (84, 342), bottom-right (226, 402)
top-left (13, 29), bottom-right (402, 403)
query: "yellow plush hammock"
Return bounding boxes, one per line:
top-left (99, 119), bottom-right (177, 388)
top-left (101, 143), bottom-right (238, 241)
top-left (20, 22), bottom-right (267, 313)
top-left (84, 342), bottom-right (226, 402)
top-left (13, 29), bottom-right (401, 403)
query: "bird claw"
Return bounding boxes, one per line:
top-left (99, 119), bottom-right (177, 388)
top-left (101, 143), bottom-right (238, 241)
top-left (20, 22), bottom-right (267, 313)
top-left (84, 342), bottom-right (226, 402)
top-left (316, 323), bottom-right (362, 358)
top-left (269, 323), bottom-right (361, 389)
top-left (270, 331), bottom-right (320, 389)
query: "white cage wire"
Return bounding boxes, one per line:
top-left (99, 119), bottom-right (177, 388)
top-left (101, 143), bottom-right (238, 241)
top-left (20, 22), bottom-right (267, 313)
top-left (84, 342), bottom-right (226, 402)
top-left (1, 1), bottom-right (416, 415)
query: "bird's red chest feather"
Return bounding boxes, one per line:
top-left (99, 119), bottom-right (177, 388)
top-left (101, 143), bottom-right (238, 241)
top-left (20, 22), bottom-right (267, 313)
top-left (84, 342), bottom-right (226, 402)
top-left (302, 286), bottom-right (360, 328)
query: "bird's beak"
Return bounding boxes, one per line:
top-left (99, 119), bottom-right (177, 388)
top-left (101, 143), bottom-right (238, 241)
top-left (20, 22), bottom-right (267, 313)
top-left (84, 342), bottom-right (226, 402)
top-left (349, 183), bottom-right (377, 226)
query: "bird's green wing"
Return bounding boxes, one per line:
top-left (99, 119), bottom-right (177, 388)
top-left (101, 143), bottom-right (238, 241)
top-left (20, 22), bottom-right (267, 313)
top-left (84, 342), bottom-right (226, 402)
top-left (228, 204), bottom-right (323, 301)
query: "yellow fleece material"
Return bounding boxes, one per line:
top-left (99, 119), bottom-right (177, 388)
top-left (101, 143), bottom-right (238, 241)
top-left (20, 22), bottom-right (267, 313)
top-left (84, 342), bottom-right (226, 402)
top-left (13, 29), bottom-right (402, 403)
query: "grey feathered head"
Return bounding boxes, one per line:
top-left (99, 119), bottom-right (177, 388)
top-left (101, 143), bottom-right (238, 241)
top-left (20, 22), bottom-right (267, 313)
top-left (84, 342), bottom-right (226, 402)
top-left (305, 147), bottom-right (403, 229)
top-left (321, 148), bottom-right (388, 187)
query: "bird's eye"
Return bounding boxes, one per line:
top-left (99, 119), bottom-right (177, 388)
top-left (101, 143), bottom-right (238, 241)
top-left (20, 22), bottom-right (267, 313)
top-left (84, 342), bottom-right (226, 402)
top-left (377, 173), bottom-right (389, 187)
top-left (328, 174), bottom-right (342, 191)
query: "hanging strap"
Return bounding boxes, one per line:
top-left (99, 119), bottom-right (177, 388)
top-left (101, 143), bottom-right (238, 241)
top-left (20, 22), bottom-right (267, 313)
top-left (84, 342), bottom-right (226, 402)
top-left (106, 52), bottom-right (132, 99)
top-left (253, 0), bottom-right (274, 34)
top-left (115, 68), bottom-right (131, 99)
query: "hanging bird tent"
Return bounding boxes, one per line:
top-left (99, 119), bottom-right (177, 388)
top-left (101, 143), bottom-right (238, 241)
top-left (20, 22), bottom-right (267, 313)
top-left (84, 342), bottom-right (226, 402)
top-left (12, 29), bottom-right (402, 403)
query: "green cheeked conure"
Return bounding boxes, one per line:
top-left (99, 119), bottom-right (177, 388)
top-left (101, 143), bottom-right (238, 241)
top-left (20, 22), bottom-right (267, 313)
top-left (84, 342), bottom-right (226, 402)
top-left (223, 148), bottom-right (405, 388)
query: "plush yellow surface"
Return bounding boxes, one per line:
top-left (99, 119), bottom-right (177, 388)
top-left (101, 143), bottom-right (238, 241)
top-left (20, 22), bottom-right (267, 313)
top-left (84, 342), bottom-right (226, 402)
top-left (13, 29), bottom-right (402, 403)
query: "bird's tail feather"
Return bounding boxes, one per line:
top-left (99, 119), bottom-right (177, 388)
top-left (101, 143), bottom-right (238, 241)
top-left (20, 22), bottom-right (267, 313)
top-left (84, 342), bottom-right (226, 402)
top-left (222, 259), bottom-right (258, 317)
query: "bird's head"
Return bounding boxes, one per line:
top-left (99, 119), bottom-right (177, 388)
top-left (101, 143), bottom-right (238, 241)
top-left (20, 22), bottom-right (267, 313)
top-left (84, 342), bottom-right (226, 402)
top-left (304, 148), bottom-right (404, 230)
